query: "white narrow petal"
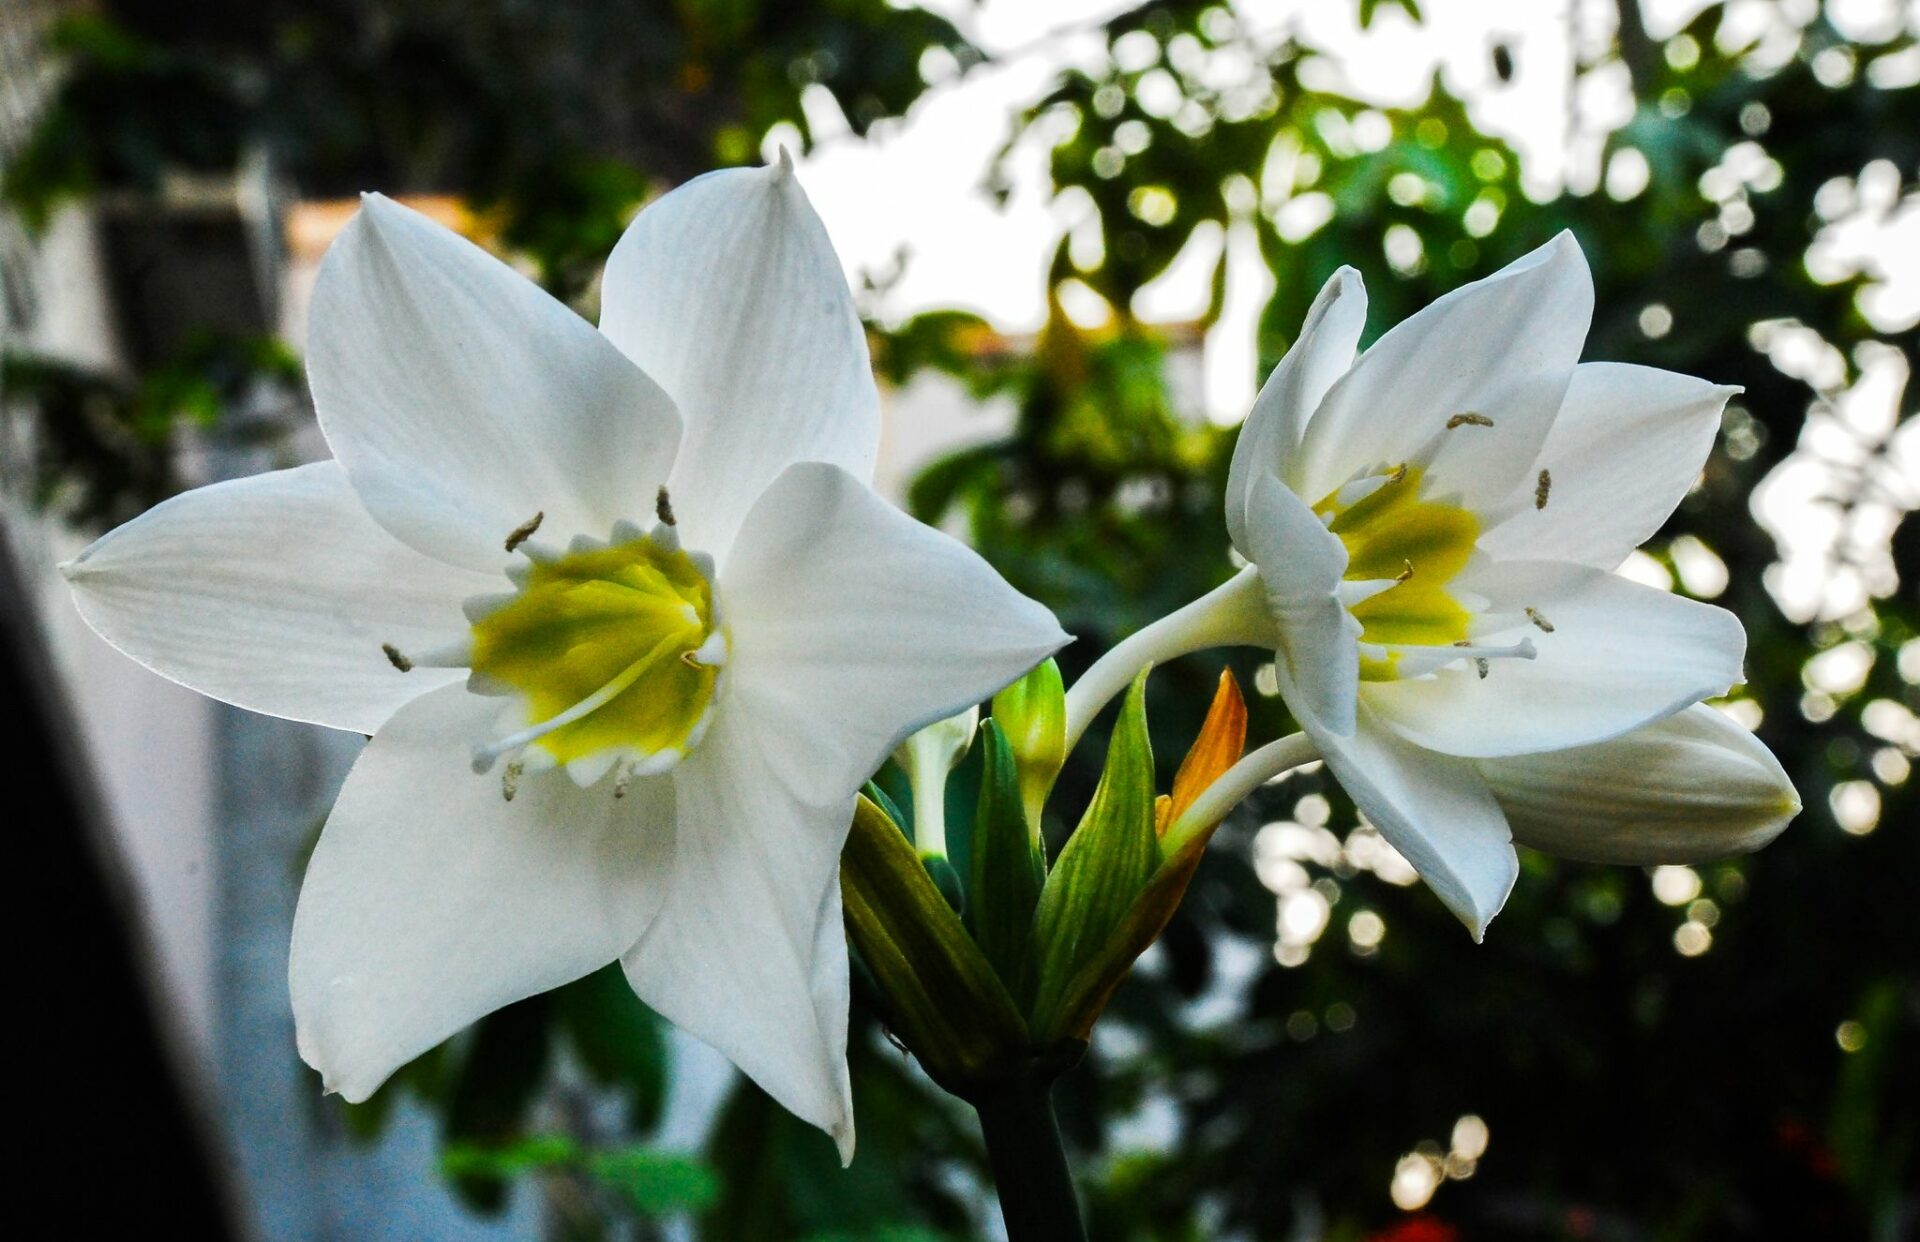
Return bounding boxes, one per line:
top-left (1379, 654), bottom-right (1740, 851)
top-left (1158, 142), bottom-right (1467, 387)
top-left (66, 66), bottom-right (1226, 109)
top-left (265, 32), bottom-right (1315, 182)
top-left (624, 707), bottom-right (855, 1160)
top-left (310, 194), bottom-right (683, 572)
top-left (1477, 362), bottom-right (1736, 569)
top-left (1278, 665), bottom-right (1516, 937)
top-left (1244, 471), bottom-right (1361, 736)
top-left (291, 685), bottom-right (675, 1102)
top-left (1478, 704), bottom-right (1800, 864)
top-left (720, 461), bottom-right (1070, 806)
top-left (1290, 233), bottom-right (1592, 511)
top-left (61, 462), bottom-right (493, 734)
top-left (600, 163), bottom-right (881, 559)
top-left (1225, 266), bottom-right (1366, 553)
top-left (1365, 560), bottom-right (1747, 758)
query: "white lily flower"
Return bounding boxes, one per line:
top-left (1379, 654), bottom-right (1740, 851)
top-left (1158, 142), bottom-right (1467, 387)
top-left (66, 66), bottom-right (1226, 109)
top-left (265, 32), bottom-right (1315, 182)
top-left (1478, 703), bottom-right (1800, 865)
top-left (62, 161), bottom-right (1067, 1160)
top-left (1070, 235), bottom-right (1755, 936)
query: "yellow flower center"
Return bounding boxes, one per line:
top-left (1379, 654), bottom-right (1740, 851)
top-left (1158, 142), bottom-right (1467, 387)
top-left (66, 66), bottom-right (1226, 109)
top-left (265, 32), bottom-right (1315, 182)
top-left (468, 530), bottom-right (724, 774)
top-left (1314, 465), bottom-right (1483, 682)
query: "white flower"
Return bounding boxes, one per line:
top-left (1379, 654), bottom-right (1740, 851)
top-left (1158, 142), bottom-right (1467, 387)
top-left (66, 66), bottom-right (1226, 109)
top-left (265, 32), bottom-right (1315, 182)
top-left (1074, 235), bottom-right (1759, 937)
top-left (62, 161), bottom-right (1067, 1159)
top-left (1478, 702), bottom-right (1799, 864)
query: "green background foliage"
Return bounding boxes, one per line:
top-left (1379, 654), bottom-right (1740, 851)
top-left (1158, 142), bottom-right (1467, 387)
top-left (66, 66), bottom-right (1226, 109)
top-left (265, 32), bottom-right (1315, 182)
top-left (6, 1), bottom-right (1914, 1238)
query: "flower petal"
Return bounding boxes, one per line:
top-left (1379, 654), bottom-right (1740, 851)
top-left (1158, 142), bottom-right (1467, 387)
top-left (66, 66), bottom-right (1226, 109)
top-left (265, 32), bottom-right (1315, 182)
top-left (1226, 266), bottom-right (1366, 553)
top-left (600, 162), bottom-right (881, 559)
top-left (624, 706), bottom-right (855, 1161)
top-left (310, 194), bottom-right (683, 572)
top-left (1278, 664), bottom-right (1516, 937)
top-left (291, 685), bottom-right (675, 1102)
top-left (62, 462), bottom-right (491, 734)
top-left (1244, 471), bottom-right (1361, 736)
top-left (1290, 233), bottom-right (1592, 512)
top-left (720, 460), bottom-right (1070, 806)
top-left (1477, 362), bottom-right (1736, 569)
top-left (1365, 560), bottom-right (1747, 758)
top-left (1478, 703), bottom-right (1799, 864)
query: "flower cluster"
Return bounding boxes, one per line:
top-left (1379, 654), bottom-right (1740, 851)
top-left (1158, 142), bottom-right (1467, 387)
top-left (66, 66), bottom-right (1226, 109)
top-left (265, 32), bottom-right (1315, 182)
top-left (64, 160), bottom-right (1795, 1160)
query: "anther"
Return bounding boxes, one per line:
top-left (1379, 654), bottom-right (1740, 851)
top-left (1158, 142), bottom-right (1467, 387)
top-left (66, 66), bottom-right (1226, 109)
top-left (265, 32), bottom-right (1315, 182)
top-left (1535, 469), bottom-right (1552, 510)
top-left (1525, 606), bottom-right (1555, 633)
top-left (382, 643), bottom-right (413, 672)
top-left (502, 760), bottom-right (523, 802)
top-left (1397, 559), bottom-right (1414, 584)
top-left (1445, 412), bottom-right (1495, 429)
top-left (613, 762), bottom-right (633, 800)
top-left (656, 486), bottom-right (676, 527)
top-left (1475, 658), bottom-right (1490, 679)
top-left (504, 511), bottom-right (544, 553)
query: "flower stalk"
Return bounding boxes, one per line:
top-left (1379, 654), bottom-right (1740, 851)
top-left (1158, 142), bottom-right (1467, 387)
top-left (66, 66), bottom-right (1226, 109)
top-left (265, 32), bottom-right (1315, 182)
top-left (1060, 566), bottom-right (1270, 754)
top-left (973, 1071), bottom-right (1086, 1242)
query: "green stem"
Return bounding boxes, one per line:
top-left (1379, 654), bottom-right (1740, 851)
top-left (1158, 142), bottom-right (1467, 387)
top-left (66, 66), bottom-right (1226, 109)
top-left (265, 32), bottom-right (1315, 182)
top-left (1061, 565), bottom-right (1273, 754)
top-left (973, 1076), bottom-right (1085, 1242)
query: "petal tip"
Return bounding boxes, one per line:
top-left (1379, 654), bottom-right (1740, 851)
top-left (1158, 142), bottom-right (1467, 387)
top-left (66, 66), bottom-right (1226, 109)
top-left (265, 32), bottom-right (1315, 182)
top-left (832, 1120), bottom-right (856, 1167)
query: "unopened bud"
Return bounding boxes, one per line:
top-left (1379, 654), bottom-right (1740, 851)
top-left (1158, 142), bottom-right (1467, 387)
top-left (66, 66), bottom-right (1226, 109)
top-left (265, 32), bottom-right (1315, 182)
top-left (991, 658), bottom-right (1067, 829)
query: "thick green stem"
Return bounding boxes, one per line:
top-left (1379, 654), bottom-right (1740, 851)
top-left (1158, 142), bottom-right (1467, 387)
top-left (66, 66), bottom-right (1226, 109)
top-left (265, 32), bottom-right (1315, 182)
top-left (974, 1077), bottom-right (1085, 1242)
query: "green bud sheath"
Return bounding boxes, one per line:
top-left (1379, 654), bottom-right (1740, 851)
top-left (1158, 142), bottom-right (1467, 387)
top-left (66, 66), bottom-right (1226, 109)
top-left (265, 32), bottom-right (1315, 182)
top-left (1029, 669), bottom-right (1159, 1041)
top-left (841, 795), bottom-right (1028, 1096)
top-left (967, 720), bottom-right (1048, 1006)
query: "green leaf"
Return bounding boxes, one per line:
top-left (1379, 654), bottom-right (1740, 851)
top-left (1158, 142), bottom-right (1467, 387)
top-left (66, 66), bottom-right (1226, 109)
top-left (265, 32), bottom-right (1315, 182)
top-left (1029, 669), bottom-right (1160, 1041)
top-left (586, 1148), bottom-right (721, 1217)
top-left (841, 795), bottom-right (1029, 1096)
top-left (966, 720), bottom-right (1048, 1006)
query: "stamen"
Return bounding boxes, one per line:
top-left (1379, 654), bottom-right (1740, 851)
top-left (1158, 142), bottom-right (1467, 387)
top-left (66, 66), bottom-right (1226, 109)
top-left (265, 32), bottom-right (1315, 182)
top-left (656, 486), bottom-right (676, 526)
top-left (501, 759), bottom-right (523, 802)
top-left (1535, 469), bottom-right (1551, 510)
top-left (470, 633), bottom-right (684, 773)
top-left (1331, 466), bottom-right (1409, 510)
top-left (1445, 412), bottom-right (1495, 429)
top-left (1525, 606), bottom-right (1555, 633)
top-left (381, 643), bottom-right (413, 672)
top-left (504, 511), bottom-right (544, 553)
top-left (404, 637), bottom-right (473, 669)
top-left (1397, 559), bottom-right (1414, 583)
top-left (613, 762), bottom-right (633, 800)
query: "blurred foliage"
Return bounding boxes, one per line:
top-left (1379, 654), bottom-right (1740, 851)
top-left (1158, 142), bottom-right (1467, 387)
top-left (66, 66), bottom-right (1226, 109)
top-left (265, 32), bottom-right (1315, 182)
top-left (6, 0), bottom-right (1916, 1239)
top-left (0, 332), bottom-right (301, 527)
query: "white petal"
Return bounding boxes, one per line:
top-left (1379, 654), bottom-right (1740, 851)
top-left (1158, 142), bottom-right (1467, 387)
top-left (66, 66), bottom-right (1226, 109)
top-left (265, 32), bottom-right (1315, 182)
top-left (291, 685), bottom-right (675, 1101)
top-left (1365, 560), bottom-right (1746, 758)
top-left (1226, 266), bottom-right (1366, 553)
top-left (1278, 664), bottom-right (1516, 937)
top-left (1478, 704), bottom-right (1799, 864)
top-left (600, 163), bottom-right (881, 559)
top-left (1477, 363), bottom-right (1736, 569)
top-left (1244, 471), bottom-right (1360, 735)
top-left (310, 194), bottom-right (683, 572)
top-left (719, 461), bottom-right (1069, 806)
top-left (624, 707), bottom-right (855, 1160)
top-left (1291, 233), bottom-right (1592, 511)
top-left (62, 463), bottom-right (492, 734)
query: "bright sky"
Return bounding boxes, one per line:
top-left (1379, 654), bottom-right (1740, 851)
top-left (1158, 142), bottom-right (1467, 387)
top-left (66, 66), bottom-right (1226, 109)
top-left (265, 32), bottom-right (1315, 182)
top-left (792, 0), bottom-right (1912, 326)
top-left (789, 0), bottom-right (1916, 622)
